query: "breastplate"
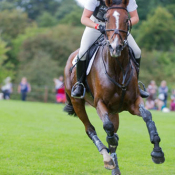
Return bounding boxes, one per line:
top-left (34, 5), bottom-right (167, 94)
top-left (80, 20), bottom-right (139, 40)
top-left (93, 0), bottom-right (108, 22)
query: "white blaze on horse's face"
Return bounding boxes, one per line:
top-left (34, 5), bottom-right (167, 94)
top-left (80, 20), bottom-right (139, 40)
top-left (110, 11), bottom-right (121, 57)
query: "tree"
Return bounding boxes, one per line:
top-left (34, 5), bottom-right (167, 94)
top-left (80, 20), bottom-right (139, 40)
top-left (136, 0), bottom-right (175, 21)
top-left (55, 0), bottom-right (81, 21)
top-left (0, 1), bottom-right (16, 11)
top-left (59, 9), bottom-right (83, 27)
top-left (140, 49), bottom-right (175, 86)
top-left (136, 7), bottom-right (175, 51)
top-left (2, 0), bottom-right (61, 20)
top-left (37, 12), bottom-right (58, 27)
top-left (0, 39), bottom-right (14, 83)
top-left (0, 9), bottom-right (29, 39)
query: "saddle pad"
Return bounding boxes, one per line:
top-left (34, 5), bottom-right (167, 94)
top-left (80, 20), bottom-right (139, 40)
top-left (72, 46), bottom-right (99, 75)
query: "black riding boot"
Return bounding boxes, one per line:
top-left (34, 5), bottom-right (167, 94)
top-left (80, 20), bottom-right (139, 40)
top-left (71, 60), bottom-right (86, 99)
top-left (136, 58), bottom-right (149, 98)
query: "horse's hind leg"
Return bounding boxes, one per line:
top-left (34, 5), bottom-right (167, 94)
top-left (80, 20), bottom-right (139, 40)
top-left (130, 98), bottom-right (165, 164)
top-left (71, 99), bottom-right (114, 169)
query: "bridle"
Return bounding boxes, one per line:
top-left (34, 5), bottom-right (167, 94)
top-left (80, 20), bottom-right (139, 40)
top-left (104, 6), bottom-right (132, 52)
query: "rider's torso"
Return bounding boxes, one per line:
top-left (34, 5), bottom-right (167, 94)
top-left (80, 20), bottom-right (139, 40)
top-left (93, 0), bottom-right (108, 22)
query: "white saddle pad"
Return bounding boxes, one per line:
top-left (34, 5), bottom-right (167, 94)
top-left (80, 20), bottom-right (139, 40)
top-left (72, 47), bottom-right (99, 75)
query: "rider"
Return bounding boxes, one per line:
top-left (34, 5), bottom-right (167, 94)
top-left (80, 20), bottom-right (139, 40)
top-left (71, 0), bottom-right (149, 99)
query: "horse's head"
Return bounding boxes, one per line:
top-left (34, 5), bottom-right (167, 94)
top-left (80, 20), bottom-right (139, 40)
top-left (105, 0), bottom-right (130, 57)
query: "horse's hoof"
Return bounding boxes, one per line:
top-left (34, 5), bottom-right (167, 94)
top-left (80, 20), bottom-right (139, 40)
top-left (151, 148), bottom-right (165, 164)
top-left (112, 167), bottom-right (121, 175)
top-left (104, 158), bottom-right (116, 170)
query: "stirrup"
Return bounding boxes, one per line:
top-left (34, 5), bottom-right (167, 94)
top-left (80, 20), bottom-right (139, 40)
top-left (138, 81), bottom-right (146, 91)
top-left (71, 82), bottom-right (86, 99)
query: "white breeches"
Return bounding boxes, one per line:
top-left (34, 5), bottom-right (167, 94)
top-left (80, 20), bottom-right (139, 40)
top-left (79, 16), bottom-right (141, 61)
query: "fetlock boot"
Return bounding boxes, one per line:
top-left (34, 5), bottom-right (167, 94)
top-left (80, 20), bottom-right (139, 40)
top-left (136, 58), bottom-right (149, 98)
top-left (71, 59), bottom-right (86, 99)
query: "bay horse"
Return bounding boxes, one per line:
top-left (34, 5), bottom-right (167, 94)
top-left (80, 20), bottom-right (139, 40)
top-left (64, 0), bottom-right (165, 174)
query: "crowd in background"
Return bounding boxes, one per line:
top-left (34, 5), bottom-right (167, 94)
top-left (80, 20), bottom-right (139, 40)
top-left (0, 76), bottom-right (66, 104)
top-left (1, 76), bottom-right (175, 111)
top-left (0, 77), bottom-right (31, 101)
top-left (145, 80), bottom-right (175, 112)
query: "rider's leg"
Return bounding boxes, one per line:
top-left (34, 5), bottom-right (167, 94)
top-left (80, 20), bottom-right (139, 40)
top-left (127, 34), bottom-right (149, 98)
top-left (71, 26), bottom-right (101, 98)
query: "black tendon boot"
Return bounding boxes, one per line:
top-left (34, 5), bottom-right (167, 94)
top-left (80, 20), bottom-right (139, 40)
top-left (136, 58), bottom-right (149, 98)
top-left (71, 59), bottom-right (86, 99)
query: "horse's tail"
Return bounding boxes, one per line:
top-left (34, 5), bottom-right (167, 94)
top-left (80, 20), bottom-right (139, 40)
top-left (63, 93), bottom-right (77, 116)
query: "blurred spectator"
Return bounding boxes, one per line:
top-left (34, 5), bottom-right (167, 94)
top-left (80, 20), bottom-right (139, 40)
top-left (145, 96), bottom-right (156, 110)
top-left (155, 94), bottom-right (166, 111)
top-left (147, 80), bottom-right (157, 100)
top-left (53, 76), bottom-right (66, 103)
top-left (1, 77), bottom-right (13, 99)
top-left (158, 80), bottom-right (168, 107)
top-left (170, 89), bottom-right (175, 111)
top-left (18, 77), bottom-right (31, 101)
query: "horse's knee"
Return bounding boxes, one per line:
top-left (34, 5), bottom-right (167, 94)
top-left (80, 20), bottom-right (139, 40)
top-left (103, 118), bottom-right (114, 137)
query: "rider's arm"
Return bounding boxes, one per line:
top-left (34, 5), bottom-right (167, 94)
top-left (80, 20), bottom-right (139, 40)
top-left (81, 9), bottom-right (98, 29)
top-left (129, 9), bottom-right (139, 26)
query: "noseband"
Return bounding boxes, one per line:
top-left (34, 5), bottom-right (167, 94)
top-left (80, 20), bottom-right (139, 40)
top-left (105, 7), bottom-right (132, 51)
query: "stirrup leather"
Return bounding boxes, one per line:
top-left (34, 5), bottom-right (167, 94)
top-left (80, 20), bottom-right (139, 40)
top-left (71, 82), bottom-right (86, 99)
top-left (138, 81), bottom-right (146, 91)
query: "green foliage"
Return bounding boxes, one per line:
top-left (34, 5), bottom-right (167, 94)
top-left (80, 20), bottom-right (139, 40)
top-left (166, 4), bottom-right (175, 18)
top-left (137, 0), bottom-right (175, 21)
top-left (137, 7), bottom-right (175, 51)
top-left (0, 39), bottom-right (9, 64)
top-left (140, 48), bottom-right (175, 86)
top-left (55, 0), bottom-right (81, 20)
top-left (16, 25), bottom-right (83, 90)
top-left (0, 1), bottom-right (16, 11)
top-left (37, 12), bottom-right (58, 27)
top-left (59, 9), bottom-right (83, 26)
top-left (0, 9), bottom-right (29, 39)
top-left (0, 39), bottom-right (14, 83)
top-left (2, 0), bottom-right (61, 20)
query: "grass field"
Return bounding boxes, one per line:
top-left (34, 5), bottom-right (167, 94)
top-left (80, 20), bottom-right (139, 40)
top-left (0, 100), bottom-right (174, 175)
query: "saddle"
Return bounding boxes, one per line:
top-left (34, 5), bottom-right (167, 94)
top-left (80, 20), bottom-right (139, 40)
top-left (85, 35), bottom-right (104, 70)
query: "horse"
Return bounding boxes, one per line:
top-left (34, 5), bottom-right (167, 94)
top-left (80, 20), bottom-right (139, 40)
top-left (64, 0), bottom-right (165, 174)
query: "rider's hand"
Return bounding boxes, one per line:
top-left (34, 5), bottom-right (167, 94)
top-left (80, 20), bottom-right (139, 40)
top-left (97, 25), bottom-right (106, 34)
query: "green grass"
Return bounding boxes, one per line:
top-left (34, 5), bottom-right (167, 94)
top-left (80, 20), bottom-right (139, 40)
top-left (0, 101), bottom-right (174, 175)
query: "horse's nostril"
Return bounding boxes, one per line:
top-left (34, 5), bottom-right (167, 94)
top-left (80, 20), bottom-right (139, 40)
top-left (116, 45), bottom-right (123, 51)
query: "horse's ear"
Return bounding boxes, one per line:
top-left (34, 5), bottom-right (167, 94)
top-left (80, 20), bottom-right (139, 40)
top-left (124, 0), bottom-right (129, 6)
top-left (105, 0), bottom-right (113, 7)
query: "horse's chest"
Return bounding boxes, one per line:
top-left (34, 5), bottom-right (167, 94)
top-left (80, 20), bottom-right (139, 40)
top-left (106, 91), bottom-right (135, 113)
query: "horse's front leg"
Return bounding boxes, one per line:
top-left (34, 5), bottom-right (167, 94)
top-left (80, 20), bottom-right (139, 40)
top-left (96, 100), bottom-right (119, 172)
top-left (108, 114), bottom-right (121, 175)
top-left (130, 97), bottom-right (165, 164)
top-left (71, 99), bottom-right (112, 169)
